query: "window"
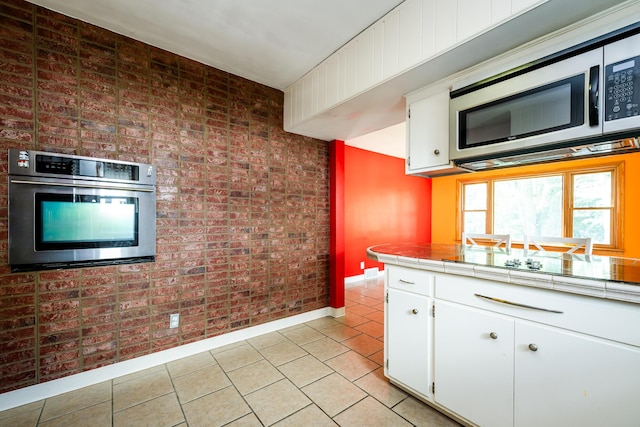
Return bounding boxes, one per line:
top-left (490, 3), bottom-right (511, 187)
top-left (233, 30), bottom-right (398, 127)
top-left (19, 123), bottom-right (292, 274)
top-left (460, 163), bottom-right (622, 249)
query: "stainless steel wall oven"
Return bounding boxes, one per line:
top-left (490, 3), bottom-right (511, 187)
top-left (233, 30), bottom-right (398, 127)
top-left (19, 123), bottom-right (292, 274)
top-left (8, 149), bottom-right (156, 272)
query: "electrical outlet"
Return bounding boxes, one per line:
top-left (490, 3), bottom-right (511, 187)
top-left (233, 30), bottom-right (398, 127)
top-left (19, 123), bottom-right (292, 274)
top-left (360, 261), bottom-right (365, 269)
top-left (169, 313), bottom-right (179, 329)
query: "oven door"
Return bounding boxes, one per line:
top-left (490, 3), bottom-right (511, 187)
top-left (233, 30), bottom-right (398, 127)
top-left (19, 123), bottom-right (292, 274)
top-left (450, 47), bottom-right (604, 160)
top-left (8, 176), bottom-right (156, 271)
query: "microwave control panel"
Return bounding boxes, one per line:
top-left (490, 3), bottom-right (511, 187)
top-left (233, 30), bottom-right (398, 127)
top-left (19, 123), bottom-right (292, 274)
top-left (604, 55), bottom-right (640, 122)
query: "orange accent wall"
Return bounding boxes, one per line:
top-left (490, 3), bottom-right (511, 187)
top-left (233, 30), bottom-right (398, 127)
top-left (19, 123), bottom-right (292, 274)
top-left (431, 152), bottom-right (640, 258)
top-left (344, 146), bottom-right (432, 277)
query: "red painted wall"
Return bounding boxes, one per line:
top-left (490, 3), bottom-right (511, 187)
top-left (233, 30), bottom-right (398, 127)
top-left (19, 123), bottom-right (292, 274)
top-left (344, 146), bottom-right (432, 278)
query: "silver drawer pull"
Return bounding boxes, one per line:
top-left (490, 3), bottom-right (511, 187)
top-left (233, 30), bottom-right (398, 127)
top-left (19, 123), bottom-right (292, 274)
top-left (399, 279), bottom-right (415, 285)
top-left (474, 293), bottom-right (563, 314)
top-left (489, 332), bottom-right (498, 340)
top-left (411, 309), bottom-right (419, 315)
top-left (529, 343), bottom-right (538, 352)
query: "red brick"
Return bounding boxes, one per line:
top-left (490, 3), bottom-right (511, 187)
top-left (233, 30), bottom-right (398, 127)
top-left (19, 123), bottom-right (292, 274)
top-left (0, 0), bottom-right (330, 393)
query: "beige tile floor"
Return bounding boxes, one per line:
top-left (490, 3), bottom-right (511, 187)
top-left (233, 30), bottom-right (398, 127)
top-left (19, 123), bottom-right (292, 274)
top-left (0, 278), bottom-right (461, 426)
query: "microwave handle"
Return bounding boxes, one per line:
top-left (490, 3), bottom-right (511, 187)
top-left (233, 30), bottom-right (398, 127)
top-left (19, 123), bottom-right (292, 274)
top-left (588, 65), bottom-right (599, 126)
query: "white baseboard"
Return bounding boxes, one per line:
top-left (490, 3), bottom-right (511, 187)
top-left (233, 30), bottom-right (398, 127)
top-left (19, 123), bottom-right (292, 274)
top-left (0, 307), bottom-right (334, 412)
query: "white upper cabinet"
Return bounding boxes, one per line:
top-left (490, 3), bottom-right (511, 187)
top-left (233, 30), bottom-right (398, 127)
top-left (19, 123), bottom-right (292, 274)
top-left (283, 0), bottom-right (548, 131)
top-left (406, 89), bottom-right (450, 172)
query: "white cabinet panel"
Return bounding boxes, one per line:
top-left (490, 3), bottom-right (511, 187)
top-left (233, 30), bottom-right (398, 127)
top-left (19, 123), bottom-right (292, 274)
top-left (291, 80), bottom-right (303, 125)
top-left (458, 0), bottom-right (492, 41)
top-left (302, 73), bottom-right (313, 120)
top-left (388, 265), bottom-right (433, 296)
top-left (398, 0), bottom-right (423, 71)
top-left (421, 0), bottom-right (437, 59)
top-left (356, 28), bottom-right (375, 93)
top-left (325, 53), bottom-right (340, 107)
top-left (382, 10), bottom-right (400, 79)
top-left (372, 20), bottom-right (384, 84)
top-left (515, 322), bottom-right (640, 427)
top-left (345, 40), bottom-right (358, 99)
top-left (491, 0), bottom-right (512, 23)
top-left (512, 0), bottom-right (543, 14)
top-left (434, 301), bottom-right (514, 427)
top-left (435, 0), bottom-right (457, 52)
top-left (317, 62), bottom-right (327, 112)
top-left (387, 288), bottom-right (432, 397)
top-left (406, 89), bottom-right (450, 171)
top-left (337, 47), bottom-right (347, 102)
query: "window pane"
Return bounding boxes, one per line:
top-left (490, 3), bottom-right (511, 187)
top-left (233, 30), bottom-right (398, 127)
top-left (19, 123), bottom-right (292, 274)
top-left (574, 172), bottom-right (611, 208)
top-left (464, 183), bottom-right (487, 210)
top-left (493, 176), bottom-right (563, 240)
top-left (573, 210), bottom-right (610, 244)
top-left (464, 212), bottom-right (486, 233)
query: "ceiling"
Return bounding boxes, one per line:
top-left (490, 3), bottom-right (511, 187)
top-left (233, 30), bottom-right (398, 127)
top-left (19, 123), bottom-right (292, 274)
top-left (26, 0), bottom-right (630, 160)
top-left (27, 0), bottom-right (405, 91)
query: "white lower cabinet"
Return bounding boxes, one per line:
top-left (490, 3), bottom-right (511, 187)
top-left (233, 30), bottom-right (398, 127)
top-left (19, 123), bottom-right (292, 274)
top-left (430, 274), bottom-right (640, 427)
top-left (385, 265), bottom-right (433, 398)
top-left (514, 322), bottom-right (640, 427)
top-left (434, 301), bottom-right (514, 427)
top-left (387, 288), bottom-right (431, 397)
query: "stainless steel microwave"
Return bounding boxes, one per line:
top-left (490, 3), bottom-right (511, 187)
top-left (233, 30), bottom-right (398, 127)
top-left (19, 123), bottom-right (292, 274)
top-left (449, 31), bottom-right (640, 163)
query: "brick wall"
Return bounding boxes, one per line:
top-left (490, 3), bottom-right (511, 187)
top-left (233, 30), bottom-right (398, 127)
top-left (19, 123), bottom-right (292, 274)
top-left (0, 0), bottom-right (330, 393)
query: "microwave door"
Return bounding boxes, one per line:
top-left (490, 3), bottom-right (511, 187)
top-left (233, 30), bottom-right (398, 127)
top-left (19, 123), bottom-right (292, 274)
top-left (603, 33), bottom-right (640, 134)
top-left (450, 47), bottom-right (603, 161)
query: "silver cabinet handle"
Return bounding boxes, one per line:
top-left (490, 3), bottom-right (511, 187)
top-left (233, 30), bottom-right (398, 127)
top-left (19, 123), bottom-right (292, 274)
top-left (529, 343), bottom-right (538, 352)
top-left (489, 332), bottom-right (498, 339)
top-left (474, 294), bottom-right (563, 314)
top-left (411, 309), bottom-right (419, 315)
top-left (399, 279), bottom-right (415, 285)
top-left (434, 149), bottom-right (440, 155)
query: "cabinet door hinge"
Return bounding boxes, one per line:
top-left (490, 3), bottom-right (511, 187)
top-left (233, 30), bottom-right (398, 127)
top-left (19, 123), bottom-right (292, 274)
top-left (408, 108), bottom-right (411, 119)
top-left (386, 359), bottom-right (389, 369)
top-left (385, 292), bottom-right (389, 303)
top-left (407, 156), bottom-right (411, 167)
top-left (432, 382), bottom-right (435, 394)
top-left (432, 303), bottom-right (435, 318)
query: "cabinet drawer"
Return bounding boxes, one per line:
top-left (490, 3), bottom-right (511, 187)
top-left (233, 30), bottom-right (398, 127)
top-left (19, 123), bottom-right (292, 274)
top-left (435, 273), bottom-right (640, 347)
top-left (387, 265), bottom-right (433, 296)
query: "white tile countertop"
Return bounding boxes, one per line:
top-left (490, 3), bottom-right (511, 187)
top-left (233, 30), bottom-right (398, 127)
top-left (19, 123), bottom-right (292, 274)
top-left (367, 243), bottom-right (640, 304)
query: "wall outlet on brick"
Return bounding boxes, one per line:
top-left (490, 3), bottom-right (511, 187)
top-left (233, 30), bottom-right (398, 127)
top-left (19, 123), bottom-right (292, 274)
top-left (169, 313), bottom-right (179, 329)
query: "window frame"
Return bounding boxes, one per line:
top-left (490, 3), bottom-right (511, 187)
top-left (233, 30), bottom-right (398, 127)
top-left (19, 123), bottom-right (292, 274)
top-left (457, 162), bottom-right (624, 252)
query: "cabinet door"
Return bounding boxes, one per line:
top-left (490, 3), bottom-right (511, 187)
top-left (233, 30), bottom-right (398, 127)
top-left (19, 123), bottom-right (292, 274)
top-left (387, 288), bottom-right (431, 397)
top-left (434, 301), bottom-right (514, 427)
top-left (515, 322), bottom-right (640, 427)
top-left (407, 90), bottom-right (449, 171)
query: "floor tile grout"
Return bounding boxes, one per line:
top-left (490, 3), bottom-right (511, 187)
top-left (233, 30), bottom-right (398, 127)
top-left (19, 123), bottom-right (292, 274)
top-left (0, 277), bottom-right (461, 427)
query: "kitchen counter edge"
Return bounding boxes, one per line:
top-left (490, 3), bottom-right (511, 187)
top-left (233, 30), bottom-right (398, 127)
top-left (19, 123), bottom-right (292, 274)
top-left (366, 244), bottom-right (640, 305)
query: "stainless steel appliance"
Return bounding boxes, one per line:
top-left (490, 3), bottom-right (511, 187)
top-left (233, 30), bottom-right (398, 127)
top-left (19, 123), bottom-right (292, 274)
top-left (8, 149), bottom-right (156, 272)
top-left (450, 25), bottom-right (640, 171)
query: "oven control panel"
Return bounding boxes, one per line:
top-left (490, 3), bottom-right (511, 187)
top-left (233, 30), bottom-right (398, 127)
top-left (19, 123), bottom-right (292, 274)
top-left (35, 154), bottom-right (139, 181)
top-left (8, 149), bottom-right (155, 185)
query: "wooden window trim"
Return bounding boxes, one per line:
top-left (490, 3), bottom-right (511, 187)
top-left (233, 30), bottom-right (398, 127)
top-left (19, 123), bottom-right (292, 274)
top-left (457, 162), bottom-right (624, 253)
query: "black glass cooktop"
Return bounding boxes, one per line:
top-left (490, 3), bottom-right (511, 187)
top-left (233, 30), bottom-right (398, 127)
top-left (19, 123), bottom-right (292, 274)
top-left (442, 246), bottom-right (640, 284)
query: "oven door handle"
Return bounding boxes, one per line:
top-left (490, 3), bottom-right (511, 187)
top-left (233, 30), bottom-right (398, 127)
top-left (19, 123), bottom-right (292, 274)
top-left (10, 179), bottom-right (155, 192)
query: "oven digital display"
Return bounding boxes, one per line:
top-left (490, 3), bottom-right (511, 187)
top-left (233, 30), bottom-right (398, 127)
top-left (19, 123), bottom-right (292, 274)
top-left (36, 194), bottom-right (139, 250)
